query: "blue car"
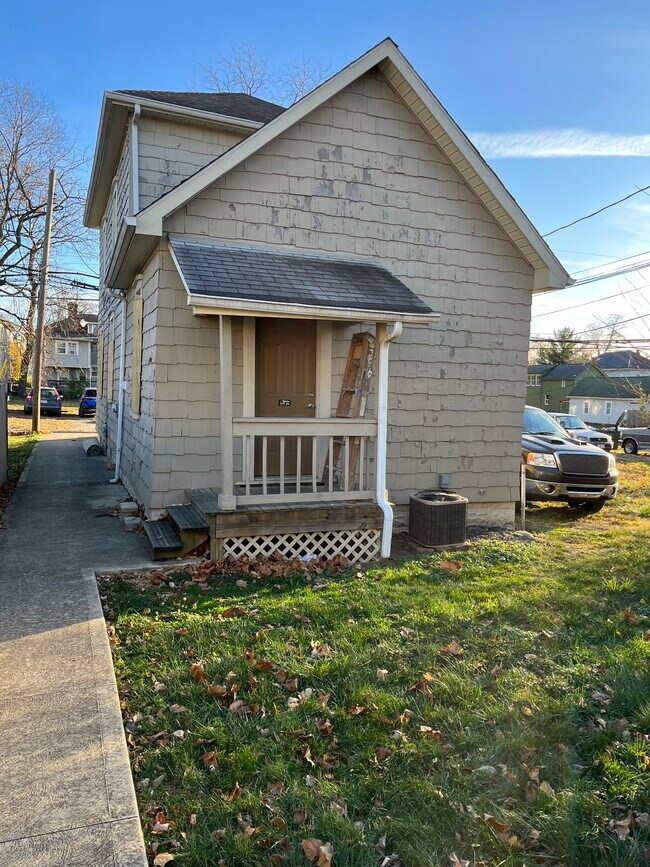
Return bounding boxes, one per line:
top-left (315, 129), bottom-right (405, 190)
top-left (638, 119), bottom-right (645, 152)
top-left (24, 387), bottom-right (62, 416)
top-left (79, 387), bottom-right (97, 417)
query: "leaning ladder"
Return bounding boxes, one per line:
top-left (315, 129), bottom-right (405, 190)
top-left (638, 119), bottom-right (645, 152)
top-left (323, 332), bottom-right (376, 489)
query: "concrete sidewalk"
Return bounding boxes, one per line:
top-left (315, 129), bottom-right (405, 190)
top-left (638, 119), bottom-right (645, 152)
top-left (0, 430), bottom-right (153, 866)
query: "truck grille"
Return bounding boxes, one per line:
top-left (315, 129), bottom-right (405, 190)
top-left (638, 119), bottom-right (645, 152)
top-left (557, 451), bottom-right (609, 476)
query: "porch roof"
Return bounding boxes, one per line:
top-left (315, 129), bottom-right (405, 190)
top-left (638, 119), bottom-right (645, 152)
top-left (169, 236), bottom-right (439, 324)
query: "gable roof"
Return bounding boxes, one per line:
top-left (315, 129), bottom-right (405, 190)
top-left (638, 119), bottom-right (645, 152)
top-left (543, 363), bottom-right (595, 380)
top-left (594, 350), bottom-right (650, 370)
top-left (528, 364), bottom-right (555, 375)
top-left (570, 375), bottom-right (650, 399)
top-left (169, 236), bottom-right (438, 323)
top-left (135, 38), bottom-right (571, 293)
top-left (117, 90), bottom-right (285, 124)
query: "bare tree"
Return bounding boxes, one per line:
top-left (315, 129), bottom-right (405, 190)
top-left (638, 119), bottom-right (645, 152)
top-left (200, 44), bottom-right (272, 97)
top-left (275, 56), bottom-right (331, 104)
top-left (0, 80), bottom-right (92, 393)
top-left (585, 313), bottom-right (627, 355)
top-left (199, 45), bottom-right (329, 106)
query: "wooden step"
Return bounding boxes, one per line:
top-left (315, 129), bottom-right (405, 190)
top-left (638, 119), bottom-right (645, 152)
top-left (185, 487), bottom-right (221, 516)
top-left (143, 520), bottom-right (183, 560)
top-left (166, 503), bottom-right (210, 533)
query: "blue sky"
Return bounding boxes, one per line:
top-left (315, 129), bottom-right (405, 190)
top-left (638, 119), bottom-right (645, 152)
top-left (4, 0), bottom-right (650, 339)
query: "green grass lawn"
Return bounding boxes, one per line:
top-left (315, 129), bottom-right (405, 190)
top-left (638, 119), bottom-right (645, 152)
top-left (7, 434), bottom-right (39, 482)
top-left (104, 458), bottom-right (650, 867)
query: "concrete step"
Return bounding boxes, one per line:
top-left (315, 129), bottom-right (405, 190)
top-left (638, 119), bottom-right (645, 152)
top-left (143, 520), bottom-right (182, 560)
top-left (166, 503), bottom-right (210, 533)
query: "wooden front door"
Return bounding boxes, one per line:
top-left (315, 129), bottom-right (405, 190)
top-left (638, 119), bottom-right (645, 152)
top-left (255, 318), bottom-right (317, 476)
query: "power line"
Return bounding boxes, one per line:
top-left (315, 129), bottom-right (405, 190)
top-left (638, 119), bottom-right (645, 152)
top-left (542, 183), bottom-right (650, 237)
top-left (571, 249), bottom-right (650, 275)
top-left (531, 311), bottom-right (650, 339)
top-left (0, 262), bottom-right (99, 281)
top-left (570, 259), bottom-right (650, 287)
top-left (532, 281), bottom-right (650, 318)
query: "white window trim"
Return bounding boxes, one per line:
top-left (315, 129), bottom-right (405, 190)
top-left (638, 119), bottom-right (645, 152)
top-left (583, 401), bottom-right (590, 415)
top-left (543, 394), bottom-right (550, 406)
top-left (527, 374), bottom-right (541, 387)
top-left (605, 401), bottom-right (612, 416)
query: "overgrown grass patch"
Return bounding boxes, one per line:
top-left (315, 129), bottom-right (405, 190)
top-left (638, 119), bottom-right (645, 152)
top-left (7, 434), bottom-right (39, 482)
top-left (105, 460), bottom-right (650, 866)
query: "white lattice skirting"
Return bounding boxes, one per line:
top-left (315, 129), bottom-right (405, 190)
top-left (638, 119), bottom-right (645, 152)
top-left (223, 529), bottom-right (382, 563)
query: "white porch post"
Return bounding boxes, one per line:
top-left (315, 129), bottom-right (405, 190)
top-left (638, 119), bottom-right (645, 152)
top-left (375, 321), bottom-right (402, 557)
top-left (218, 315), bottom-right (236, 511)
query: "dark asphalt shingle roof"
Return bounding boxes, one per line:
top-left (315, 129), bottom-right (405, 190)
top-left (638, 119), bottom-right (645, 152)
top-left (594, 350), bottom-right (650, 370)
top-left (117, 90), bottom-right (285, 124)
top-left (527, 363), bottom-right (595, 380)
top-left (543, 363), bottom-right (593, 380)
top-left (570, 375), bottom-right (650, 398)
top-left (170, 238), bottom-right (434, 316)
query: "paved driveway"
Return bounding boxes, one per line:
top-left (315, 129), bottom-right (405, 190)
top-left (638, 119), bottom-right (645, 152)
top-left (0, 432), bottom-right (152, 866)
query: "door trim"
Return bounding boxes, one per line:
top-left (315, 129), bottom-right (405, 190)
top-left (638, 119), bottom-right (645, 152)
top-left (242, 317), bottom-right (332, 419)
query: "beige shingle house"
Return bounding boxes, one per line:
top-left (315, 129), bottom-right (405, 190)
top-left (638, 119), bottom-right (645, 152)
top-left (84, 39), bottom-right (570, 561)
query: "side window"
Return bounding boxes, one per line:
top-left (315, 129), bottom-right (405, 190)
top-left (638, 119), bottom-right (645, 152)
top-left (605, 401), bottom-right (612, 416)
top-left (131, 294), bottom-right (143, 414)
top-left (97, 335), bottom-right (104, 399)
top-left (107, 314), bottom-right (115, 401)
top-left (544, 394), bottom-right (549, 406)
top-left (583, 401), bottom-right (590, 415)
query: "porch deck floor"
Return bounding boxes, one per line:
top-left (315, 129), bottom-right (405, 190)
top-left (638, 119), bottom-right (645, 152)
top-left (185, 487), bottom-right (376, 516)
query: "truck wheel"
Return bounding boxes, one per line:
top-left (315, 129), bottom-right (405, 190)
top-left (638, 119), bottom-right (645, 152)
top-left (622, 439), bottom-right (638, 455)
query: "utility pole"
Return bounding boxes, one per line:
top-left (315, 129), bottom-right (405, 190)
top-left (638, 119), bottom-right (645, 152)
top-left (32, 169), bottom-right (56, 434)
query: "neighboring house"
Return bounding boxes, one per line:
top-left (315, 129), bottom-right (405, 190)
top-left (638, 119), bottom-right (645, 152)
top-left (44, 303), bottom-right (98, 390)
top-left (83, 38), bottom-right (570, 561)
top-left (593, 350), bottom-right (650, 378)
top-left (568, 375), bottom-right (650, 425)
top-left (526, 363), bottom-right (603, 412)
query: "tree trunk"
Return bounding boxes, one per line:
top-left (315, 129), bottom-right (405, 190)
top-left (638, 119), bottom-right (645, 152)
top-left (17, 291), bottom-right (37, 396)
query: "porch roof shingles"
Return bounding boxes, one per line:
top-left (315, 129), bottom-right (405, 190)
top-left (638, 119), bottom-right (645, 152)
top-left (169, 237), bottom-right (435, 317)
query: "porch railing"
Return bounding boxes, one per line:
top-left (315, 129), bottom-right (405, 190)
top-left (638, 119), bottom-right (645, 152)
top-left (231, 417), bottom-right (377, 505)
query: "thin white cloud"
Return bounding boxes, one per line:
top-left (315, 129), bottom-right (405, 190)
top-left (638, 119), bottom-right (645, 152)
top-left (470, 129), bottom-right (650, 159)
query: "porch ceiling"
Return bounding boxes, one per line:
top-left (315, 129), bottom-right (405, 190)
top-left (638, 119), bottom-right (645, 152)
top-left (168, 236), bottom-right (440, 324)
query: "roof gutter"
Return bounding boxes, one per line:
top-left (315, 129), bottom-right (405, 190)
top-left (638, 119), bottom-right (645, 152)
top-left (185, 293), bottom-right (439, 325)
top-left (130, 104), bottom-right (141, 216)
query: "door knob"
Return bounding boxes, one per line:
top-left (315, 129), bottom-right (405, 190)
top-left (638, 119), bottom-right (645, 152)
top-left (306, 403), bottom-right (316, 408)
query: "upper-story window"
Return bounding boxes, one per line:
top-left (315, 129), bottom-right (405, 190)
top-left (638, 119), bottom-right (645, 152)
top-left (87, 322), bottom-right (97, 335)
top-left (527, 374), bottom-right (541, 387)
top-left (56, 340), bottom-right (79, 355)
top-left (561, 379), bottom-right (566, 388)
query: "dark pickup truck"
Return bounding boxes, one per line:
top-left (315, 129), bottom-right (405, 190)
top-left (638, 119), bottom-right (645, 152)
top-left (522, 406), bottom-right (618, 513)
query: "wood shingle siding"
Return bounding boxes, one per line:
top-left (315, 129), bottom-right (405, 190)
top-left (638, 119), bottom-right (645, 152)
top-left (141, 69), bottom-right (533, 522)
top-left (137, 118), bottom-right (248, 210)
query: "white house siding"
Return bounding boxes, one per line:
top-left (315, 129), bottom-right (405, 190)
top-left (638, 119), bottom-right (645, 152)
top-left (45, 339), bottom-right (92, 373)
top-left (569, 397), bottom-right (638, 425)
top-left (138, 117), bottom-right (249, 210)
top-left (161, 68), bottom-right (533, 526)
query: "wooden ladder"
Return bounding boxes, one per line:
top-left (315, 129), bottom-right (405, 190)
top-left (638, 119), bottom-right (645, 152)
top-left (323, 332), bottom-right (375, 489)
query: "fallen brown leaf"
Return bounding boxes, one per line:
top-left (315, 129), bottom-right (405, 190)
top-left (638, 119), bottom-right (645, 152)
top-left (440, 640), bottom-right (462, 656)
top-left (189, 663), bottom-right (208, 683)
top-left (302, 838), bottom-right (333, 867)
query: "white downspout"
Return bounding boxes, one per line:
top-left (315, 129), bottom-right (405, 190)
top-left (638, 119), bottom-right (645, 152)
top-left (109, 289), bottom-right (127, 484)
top-left (375, 320), bottom-right (403, 558)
